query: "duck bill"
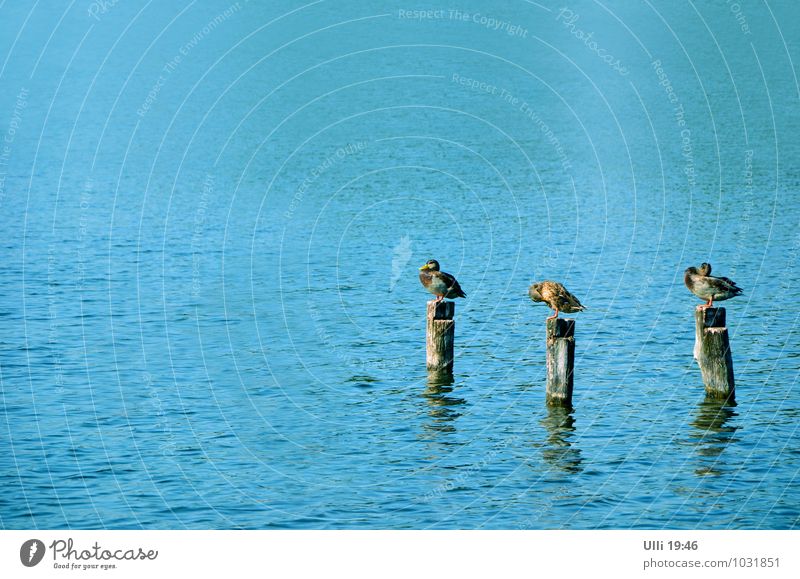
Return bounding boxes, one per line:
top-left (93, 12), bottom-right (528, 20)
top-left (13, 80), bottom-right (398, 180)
top-left (419, 264), bottom-right (429, 270)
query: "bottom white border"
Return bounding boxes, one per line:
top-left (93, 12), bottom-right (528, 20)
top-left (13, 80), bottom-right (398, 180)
top-left (1, 530), bottom-right (797, 578)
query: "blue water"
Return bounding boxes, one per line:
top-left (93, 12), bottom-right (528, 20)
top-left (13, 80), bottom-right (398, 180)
top-left (1, 1), bottom-right (799, 529)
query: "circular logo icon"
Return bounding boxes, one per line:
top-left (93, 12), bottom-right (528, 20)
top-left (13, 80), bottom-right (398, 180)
top-left (20, 539), bottom-right (46, 567)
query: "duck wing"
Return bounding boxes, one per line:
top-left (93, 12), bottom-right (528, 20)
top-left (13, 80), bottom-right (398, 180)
top-left (687, 274), bottom-right (716, 298)
top-left (538, 281), bottom-right (581, 310)
top-left (560, 286), bottom-right (585, 311)
top-left (715, 276), bottom-right (743, 295)
top-left (437, 271), bottom-right (467, 298)
top-left (538, 281), bottom-right (560, 305)
top-left (552, 283), bottom-right (585, 311)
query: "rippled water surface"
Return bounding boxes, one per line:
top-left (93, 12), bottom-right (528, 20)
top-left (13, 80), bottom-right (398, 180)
top-left (1, 1), bottom-right (799, 529)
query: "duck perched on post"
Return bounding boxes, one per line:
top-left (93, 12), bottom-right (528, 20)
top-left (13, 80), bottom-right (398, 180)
top-left (528, 281), bottom-right (585, 320)
top-left (419, 260), bottom-right (466, 302)
top-left (684, 262), bottom-right (743, 308)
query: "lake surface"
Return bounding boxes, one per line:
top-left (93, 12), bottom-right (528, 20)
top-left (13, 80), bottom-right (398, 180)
top-left (1, 1), bottom-right (799, 529)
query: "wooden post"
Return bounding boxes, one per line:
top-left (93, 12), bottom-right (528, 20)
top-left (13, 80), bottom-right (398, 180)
top-left (693, 307), bottom-right (735, 400)
top-left (546, 318), bottom-right (575, 407)
top-left (426, 300), bottom-right (454, 372)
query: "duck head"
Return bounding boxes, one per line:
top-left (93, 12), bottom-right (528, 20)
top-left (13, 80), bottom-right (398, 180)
top-left (419, 259), bottom-right (440, 271)
top-left (699, 262), bottom-right (712, 276)
top-left (528, 282), bottom-right (544, 302)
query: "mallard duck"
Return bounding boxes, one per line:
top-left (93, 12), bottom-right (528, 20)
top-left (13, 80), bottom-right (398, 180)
top-left (528, 280), bottom-right (586, 320)
top-left (528, 281), bottom-right (585, 320)
top-left (419, 260), bottom-right (466, 301)
top-left (684, 262), bottom-right (743, 308)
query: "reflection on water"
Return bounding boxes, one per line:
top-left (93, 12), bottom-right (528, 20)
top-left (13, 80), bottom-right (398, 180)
top-left (690, 398), bottom-right (739, 477)
top-left (539, 406), bottom-right (583, 474)
top-left (421, 371), bottom-right (466, 435)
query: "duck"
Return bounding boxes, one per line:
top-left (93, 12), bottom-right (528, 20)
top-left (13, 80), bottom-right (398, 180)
top-left (418, 260), bottom-right (466, 302)
top-left (528, 281), bottom-right (585, 320)
top-left (684, 262), bottom-right (743, 308)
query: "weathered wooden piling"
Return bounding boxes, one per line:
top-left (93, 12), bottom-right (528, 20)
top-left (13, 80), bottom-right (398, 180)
top-left (426, 300), bottom-right (455, 372)
top-left (693, 307), bottom-right (735, 400)
top-left (546, 318), bottom-right (575, 407)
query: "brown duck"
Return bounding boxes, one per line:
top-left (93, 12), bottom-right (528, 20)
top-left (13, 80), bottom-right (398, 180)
top-left (528, 281), bottom-right (585, 320)
top-left (419, 260), bottom-right (466, 302)
top-left (684, 262), bottom-right (743, 308)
